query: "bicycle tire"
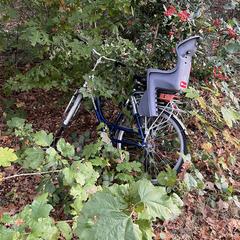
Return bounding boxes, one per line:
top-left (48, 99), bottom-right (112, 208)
top-left (116, 111), bottom-right (187, 184)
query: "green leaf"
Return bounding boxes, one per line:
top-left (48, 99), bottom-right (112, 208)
top-left (184, 87), bottom-right (200, 99)
top-left (30, 218), bottom-right (59, 240)
top-left (221, 107), bottom-right (238, 128)
top-left (225, 41), bottom-right (240, 54)
top-left (7, 117), bottom-right (25, 129)
top-left (135, 219), bottom-right (153, 240)
top-left (31, 194), bottom-right (53, 220)
top-left (63, 167), bottom-right (74, 185)
top-left (184, 173), bottom-right (198, 191)
top-left (57, 138), bottom-right (75, 158)
top-left (116, 161), bottom-right (141, 173)
top-left (76, 191), bottom-right (142, 240)
top-left (23, 147), bottom-right (45, 169)
top-left (157, 166), bottom-right (177, 188)
top-left (129, 179), bottom-right (183, 220)
top-left (21, 26), bottom-right (50, 47)
top-left (46, 147), bottom-right (59, 163)
top-left (57, 221), bottom-right (72, 240)
top-left (91, 157), bottom-right (108, 167)
top-left (0, 226), bottom-right (16, 240)
top-left (115, 173), bottom-right (134, 183)
top-left (33, 130), bottom-right (53, 147)
top-left (73, 162), bottom-right (99, 186)
top-left (0, 147), bottom-right (18, 167)
top-left (76, 180), bottom-right (182, 240)
top-left (82, 142), bottom-right (101, 159)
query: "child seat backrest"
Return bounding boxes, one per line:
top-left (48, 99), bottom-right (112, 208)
top-left (175, 36), bottom-right (200, 89)
top-left (138, 36), bottom-right (200, 117)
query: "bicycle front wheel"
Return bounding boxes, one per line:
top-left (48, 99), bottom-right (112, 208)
top-left (116, 112), bottom-right (187, 183)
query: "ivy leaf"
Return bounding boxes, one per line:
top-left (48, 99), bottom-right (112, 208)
top-left (57, 221), bottom-right (72, 240)
top-left (116, 161), bottom-right (141, 172)
top-left (23, 147), bottom-right (45, 169)
top-left (33, 130), bottom-right (53, 147)
top-left (0, 147), bottom-right (18, 167)
top-left (46, 147), bottom-right (59, 163)
top-left (57, 138), bottom-right (75, 158)
top-left (75, 191), bottom-right (142, 240)
top-left (31, 194), bottom-right (53, 220)
top-left (76, 180), bottom-right (183, 240)
top-left (91, 157), bottom-right (108, 167)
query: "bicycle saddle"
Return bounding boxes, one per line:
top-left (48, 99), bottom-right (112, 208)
top-left (138, 35), bottom-right (200, 117)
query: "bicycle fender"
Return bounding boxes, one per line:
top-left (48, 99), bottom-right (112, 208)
top-left (172, 114), bottom-right (188, 135)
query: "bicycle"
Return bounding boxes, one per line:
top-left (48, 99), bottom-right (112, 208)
top-left (53, 35), bottom-right (200, 184)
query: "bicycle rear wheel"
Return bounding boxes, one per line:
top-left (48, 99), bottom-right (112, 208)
top-left (116, 112), bottom-right (187, 183)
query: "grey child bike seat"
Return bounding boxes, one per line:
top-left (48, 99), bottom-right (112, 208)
top-left (138, 35), bottom-right (200, 117)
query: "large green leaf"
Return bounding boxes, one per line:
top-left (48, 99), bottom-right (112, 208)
top-left (76, 191), bottom-right (142, 240)
top-left (0, 147), bottom-right (18, 167)
top-left (76, 179), bottom-right (183, 240)
top-left (31, 194), bottom-right (53, 220)
top-left (33, 130), bottom-right (53, 147)
top-left (23, 147), bottom-right (45, 169)
top-left (129, 179), bottom-right (183, 220)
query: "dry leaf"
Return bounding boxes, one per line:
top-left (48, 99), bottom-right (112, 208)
top-left (201, 142), bottom-right (213, 153)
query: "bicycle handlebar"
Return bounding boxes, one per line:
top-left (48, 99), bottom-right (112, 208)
top-left (75, 35), bottom-right (126, 68)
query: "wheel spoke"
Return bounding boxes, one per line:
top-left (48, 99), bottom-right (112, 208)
top-left (117, 111), bottom-right (186, 182)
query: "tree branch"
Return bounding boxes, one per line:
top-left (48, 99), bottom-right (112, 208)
top-left (2, 170), bottom-right (61, 181)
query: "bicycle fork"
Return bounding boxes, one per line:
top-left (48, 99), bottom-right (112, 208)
top-left (52, 89), bottom-right (83, 146)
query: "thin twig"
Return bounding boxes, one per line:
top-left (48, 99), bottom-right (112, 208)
top-left (2, 170), bottom-right (61, 181)
top-left (154, 23), bottom-right (160, 40)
